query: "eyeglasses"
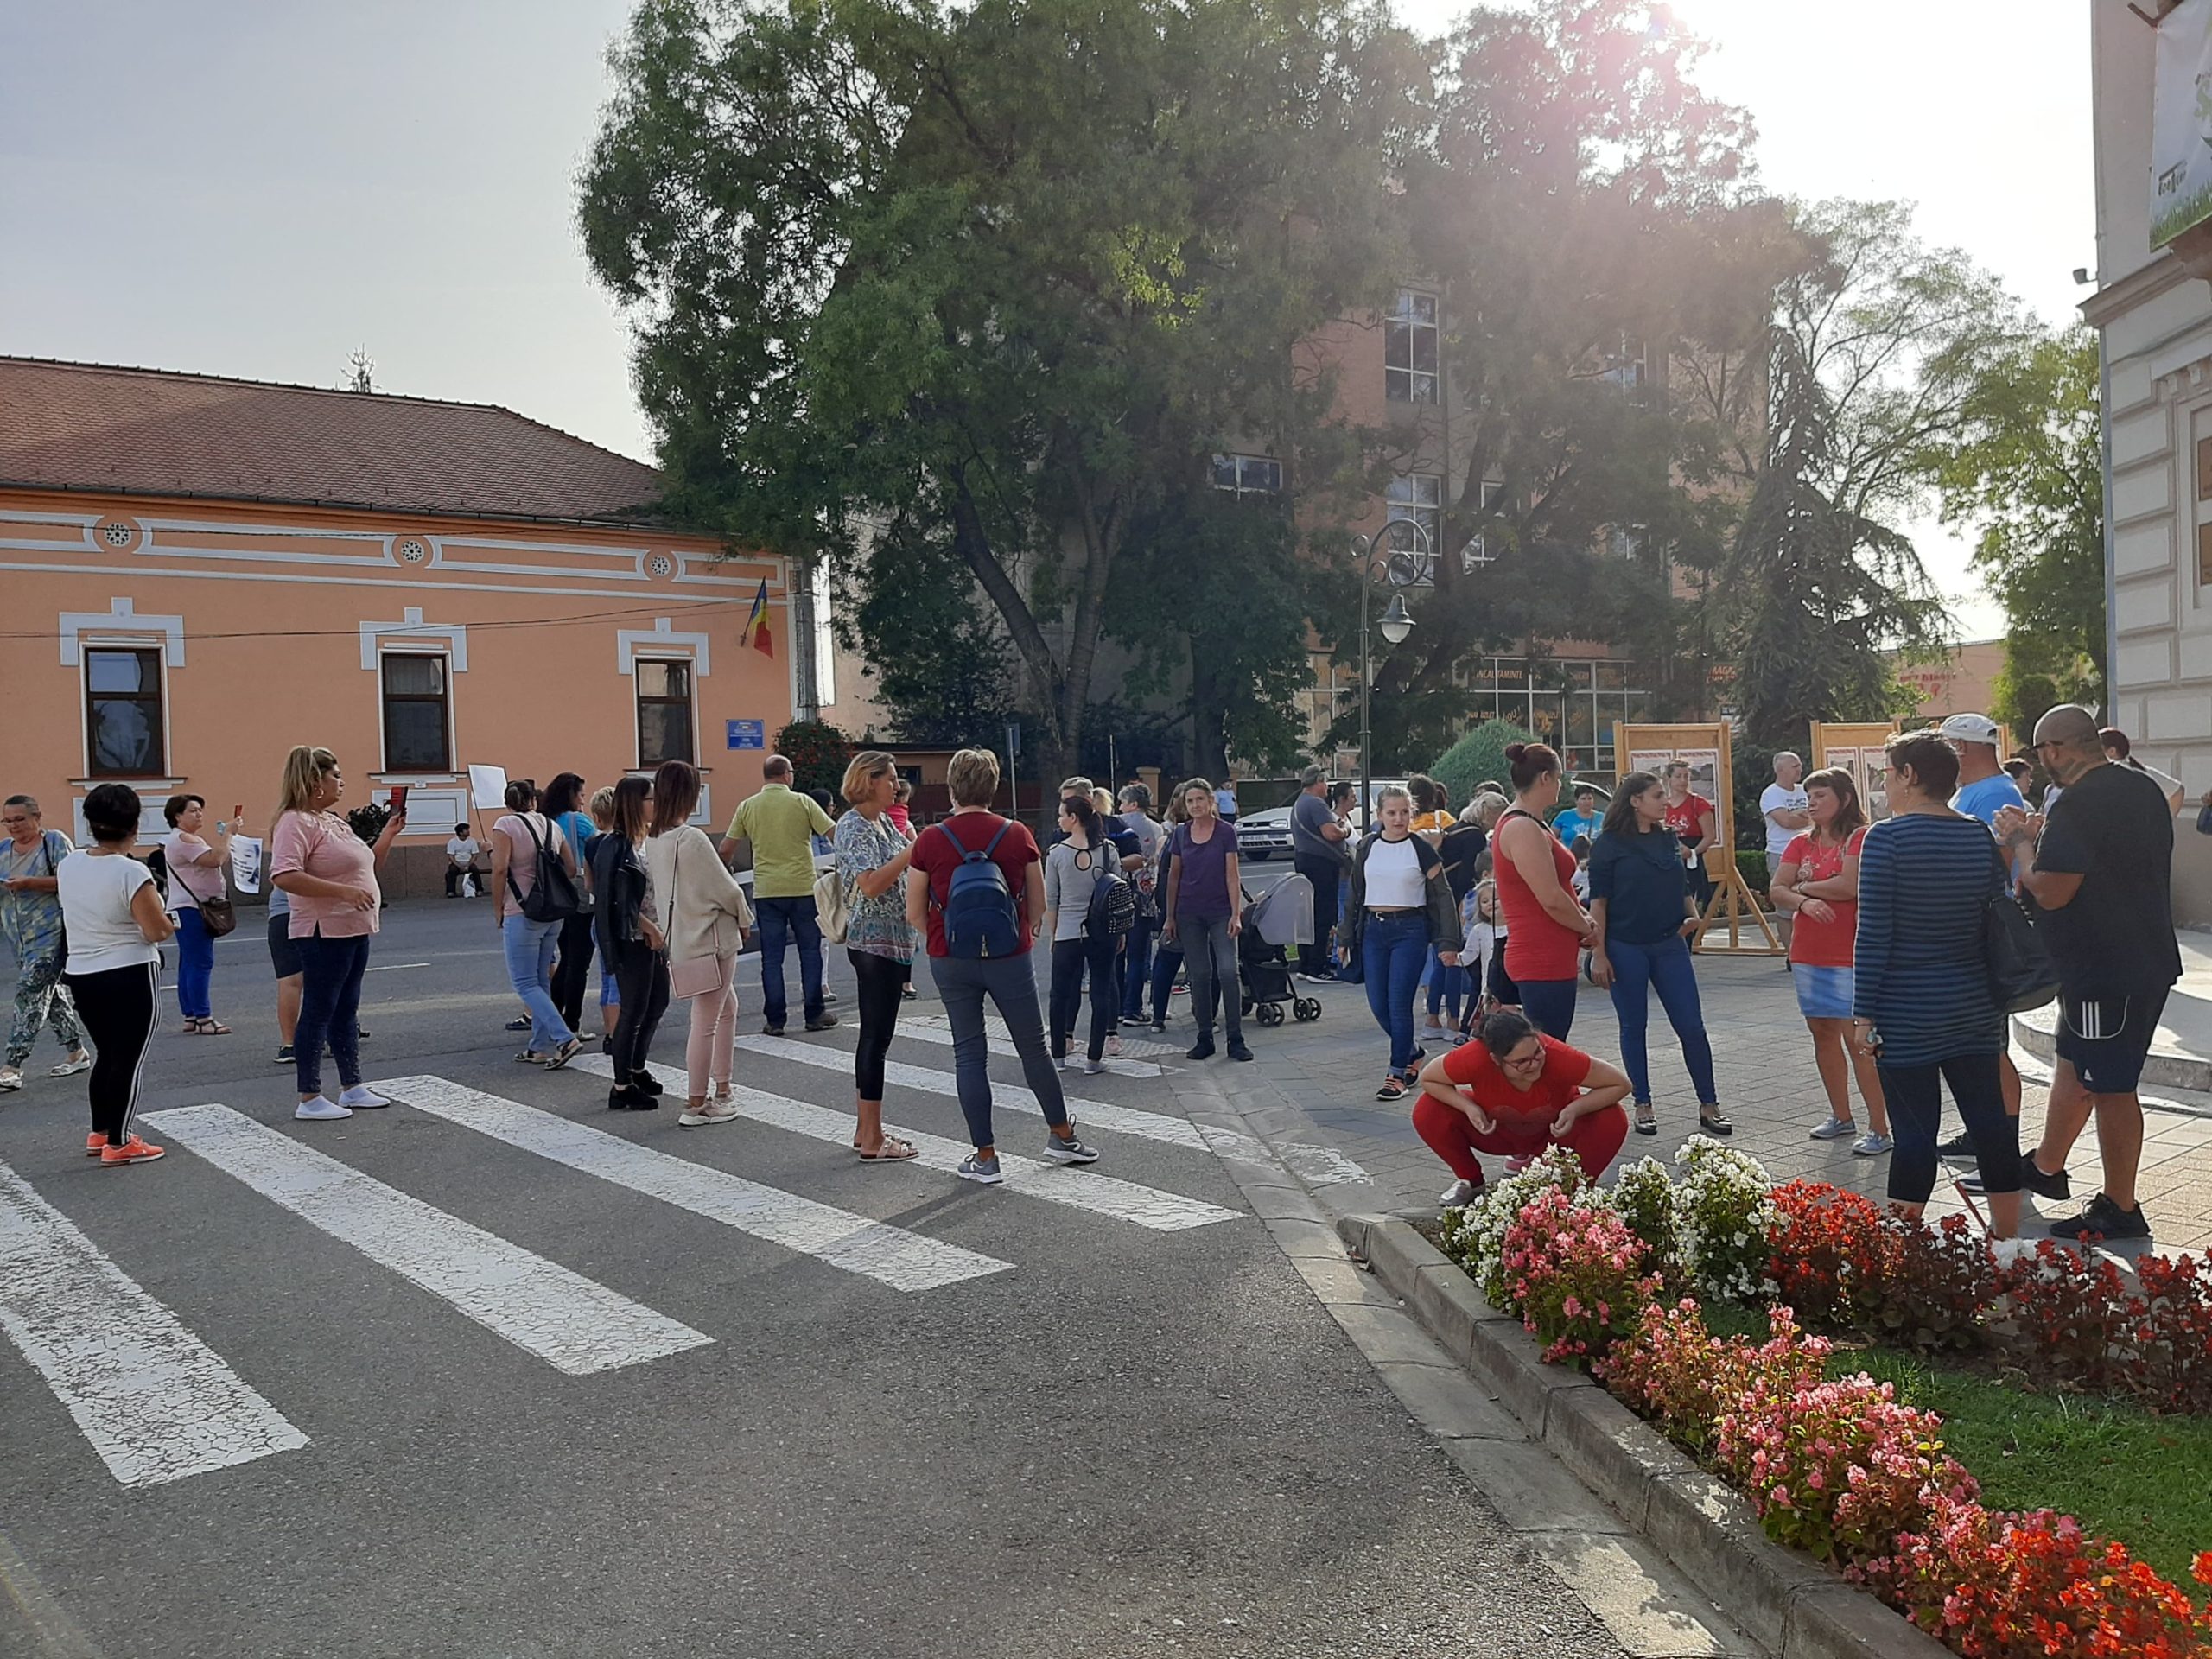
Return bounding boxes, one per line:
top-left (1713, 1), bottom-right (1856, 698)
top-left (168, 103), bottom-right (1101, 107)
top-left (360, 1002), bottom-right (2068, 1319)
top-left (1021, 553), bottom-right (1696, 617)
top-left (1500, 1047), bottom-right (1546, 1072)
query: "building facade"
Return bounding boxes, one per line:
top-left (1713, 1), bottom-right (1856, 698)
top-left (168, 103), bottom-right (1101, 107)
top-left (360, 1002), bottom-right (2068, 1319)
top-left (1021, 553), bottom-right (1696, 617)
top-left (0, 359), bottom-right (807, 893)
top-left (2086, 0), bottom-right (2212, 918)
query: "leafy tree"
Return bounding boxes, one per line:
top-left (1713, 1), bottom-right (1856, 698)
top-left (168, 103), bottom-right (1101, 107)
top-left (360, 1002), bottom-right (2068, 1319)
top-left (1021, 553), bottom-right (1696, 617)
top-left (1920, 326), bottom-right (2105, 719)
top-left (1429, 718), bottom-right (1536, 810)
top-left (836, 516), bottom-right (1018, 747)
top-left (580, 0), bottom-right (1421, 791)
top-left (1706, 200), bottom-right (2029, 745)
top-left (772, 720), bottom-right (851, 801)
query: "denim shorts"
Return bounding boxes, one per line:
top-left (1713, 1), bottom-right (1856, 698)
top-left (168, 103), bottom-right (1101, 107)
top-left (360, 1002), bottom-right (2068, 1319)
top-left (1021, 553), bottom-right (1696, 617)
top-left (1792, 963), bottom-right (1853, 1021)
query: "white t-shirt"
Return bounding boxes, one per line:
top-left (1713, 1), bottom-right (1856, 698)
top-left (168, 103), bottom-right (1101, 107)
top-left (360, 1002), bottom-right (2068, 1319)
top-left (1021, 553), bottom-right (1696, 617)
top-left (162, 830), bottom-right (212, 909)
top-left (1760, 784), bottom-right (1809, 863)
top-left (447, 836), bottom-right (480, 866)
top-left (59, 851), bottom-right (161, 975)
top-left (1363, 836), bottom-right (1426, 909)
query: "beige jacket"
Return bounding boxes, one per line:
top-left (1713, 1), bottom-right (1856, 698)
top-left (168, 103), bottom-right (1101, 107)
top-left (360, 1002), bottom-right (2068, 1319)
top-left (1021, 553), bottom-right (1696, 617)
top-left (643, 823), bottom-right (753, 962)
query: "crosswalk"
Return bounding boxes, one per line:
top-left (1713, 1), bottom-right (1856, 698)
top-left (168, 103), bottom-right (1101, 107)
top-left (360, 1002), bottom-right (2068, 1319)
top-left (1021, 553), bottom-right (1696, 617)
top-left (0, 1017), bottom-right (1342, 1490)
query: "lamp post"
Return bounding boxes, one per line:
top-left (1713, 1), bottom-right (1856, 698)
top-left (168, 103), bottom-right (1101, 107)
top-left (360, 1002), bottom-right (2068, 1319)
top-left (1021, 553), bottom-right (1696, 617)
top-left (1351, 521), bottom-right (1427, 832)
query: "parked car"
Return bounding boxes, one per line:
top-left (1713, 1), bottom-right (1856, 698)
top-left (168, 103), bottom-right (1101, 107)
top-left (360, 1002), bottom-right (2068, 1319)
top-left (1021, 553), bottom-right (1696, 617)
top-left (1236, 779), bottom-right (1412, 858)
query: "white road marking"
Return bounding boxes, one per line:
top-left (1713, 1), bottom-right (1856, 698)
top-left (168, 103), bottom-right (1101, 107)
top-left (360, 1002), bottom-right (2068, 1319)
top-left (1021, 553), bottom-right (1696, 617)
top-left (906, 1010), bottom-right (1186, 1065)
top-left (140, 1105), bottom-right (709, 1376)
top-left (362, 961), bottom-right (431, 973)
top-left (0, 1159), bottom-right (308, 1487)
top-left (895, 1014), bottom-right (1162, 1077)
top-left (580, 1056), bottom-right (1238, 1232)
top-left (373, 1074), bottom-right (1009, 1291)
top-left (738, 1032), bottom-right (1371, 1186)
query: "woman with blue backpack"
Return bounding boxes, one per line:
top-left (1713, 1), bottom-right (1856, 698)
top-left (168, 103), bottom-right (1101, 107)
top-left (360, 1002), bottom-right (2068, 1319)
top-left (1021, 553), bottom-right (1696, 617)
top-left (905, 748), bottom-right (1101, 1185)
top-left (1044, 791), bottom-right (1128, 1076)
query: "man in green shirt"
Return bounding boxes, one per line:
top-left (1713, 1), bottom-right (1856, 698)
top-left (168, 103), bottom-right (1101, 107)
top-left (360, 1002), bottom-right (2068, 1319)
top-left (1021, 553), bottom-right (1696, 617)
top-left (720, 756), bottom-right (839, 1034)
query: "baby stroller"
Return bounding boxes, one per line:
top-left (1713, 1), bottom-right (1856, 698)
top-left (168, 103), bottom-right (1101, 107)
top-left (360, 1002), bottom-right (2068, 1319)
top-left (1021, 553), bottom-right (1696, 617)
top-left (1238, 874), bottom-right (1322, 1027)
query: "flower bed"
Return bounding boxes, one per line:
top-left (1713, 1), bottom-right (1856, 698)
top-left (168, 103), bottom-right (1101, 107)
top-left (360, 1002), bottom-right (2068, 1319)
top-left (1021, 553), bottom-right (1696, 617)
top-left (1434, 1139), bottom-right (2212, 1657)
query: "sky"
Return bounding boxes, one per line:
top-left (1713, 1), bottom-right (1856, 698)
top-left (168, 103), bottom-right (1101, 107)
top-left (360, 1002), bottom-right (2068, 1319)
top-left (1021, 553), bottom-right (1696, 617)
top-left (1, 1), bottom-right (2092, 644)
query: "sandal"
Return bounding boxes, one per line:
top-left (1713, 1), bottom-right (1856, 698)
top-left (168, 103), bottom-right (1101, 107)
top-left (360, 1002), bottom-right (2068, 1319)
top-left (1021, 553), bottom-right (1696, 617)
top-left (1375, 1075), bottom-right (1408, 1102)
top-left (855, 1135), bottom-right (920, 1162)
top-left (1634, 1104), bottom-right (1657, 1136)
top-left (515, 1050), bottom-right (551, 1065)
top-left (1698, 1106), bottom-right (1734, 1137)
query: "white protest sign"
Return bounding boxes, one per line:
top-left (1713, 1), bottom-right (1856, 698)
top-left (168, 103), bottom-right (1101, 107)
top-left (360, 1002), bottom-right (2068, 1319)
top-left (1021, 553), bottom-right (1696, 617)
top-left (229, 836), bottom-right (264, 895)
top-left (467, 765), bottom-right (509, 811)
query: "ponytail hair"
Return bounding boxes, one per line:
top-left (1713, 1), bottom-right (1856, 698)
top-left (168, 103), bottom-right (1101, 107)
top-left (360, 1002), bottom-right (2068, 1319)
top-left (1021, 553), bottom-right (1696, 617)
top-left (1479, 1007), bottom-right (1535, 1056)
top-left (1503, 741), bottom-right (1560, 794)
top-left (279, 746), bottom-right (340, 815)
top-left (1060, 792), bottom-right (1100, 842)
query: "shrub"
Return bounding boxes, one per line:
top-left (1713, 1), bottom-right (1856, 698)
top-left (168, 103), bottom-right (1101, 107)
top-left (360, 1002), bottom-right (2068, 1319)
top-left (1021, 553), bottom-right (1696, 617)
top-left (1611, 1156), bottom-right (1679, 1277)
top-left (1734, 849), bottom-right (1770, 894)
top-left (1865, 1213), bottom-right (1998, 1353)
top-left (772, 719), bottom-right (853, 801)
top-left (1674, 1136), bottom-right (1777, 1302)
top-left (1993, 1240), bottom-right (2140, 1398)
top-left (1601, 1300), bottom-right (1830, 1464)
top-left (1859, 1498), bottom-right (2212, 1657)
top-left (1429, 718), bottom-right (1537, 813)
top-left (1715, 1372), bottom-right (1976, 1563)
top-left (1500, 1187), bottom-right (1662, 1366)
top-left (1764, 1179), bottom-right (1884, 1330)
top-left (2129, 1253), bottom-right (2212, 1418)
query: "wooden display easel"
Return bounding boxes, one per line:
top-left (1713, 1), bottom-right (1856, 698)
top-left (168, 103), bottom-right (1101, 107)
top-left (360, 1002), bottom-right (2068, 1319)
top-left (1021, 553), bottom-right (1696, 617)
top-left (1811, 722), bottom-right (1898, 821)
top-left (1614, 721), bottom-right (1783, 956)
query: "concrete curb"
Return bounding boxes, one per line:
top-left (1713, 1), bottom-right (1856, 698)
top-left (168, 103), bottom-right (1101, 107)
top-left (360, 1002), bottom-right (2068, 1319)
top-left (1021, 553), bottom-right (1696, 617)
top-left (1339, 1213), bottom-right (1955, 1659)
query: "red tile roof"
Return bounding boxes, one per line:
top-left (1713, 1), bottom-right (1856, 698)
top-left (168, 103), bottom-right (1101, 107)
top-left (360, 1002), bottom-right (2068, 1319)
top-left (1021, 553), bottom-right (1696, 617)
top-left (0, 358), bottom-right (665, 524)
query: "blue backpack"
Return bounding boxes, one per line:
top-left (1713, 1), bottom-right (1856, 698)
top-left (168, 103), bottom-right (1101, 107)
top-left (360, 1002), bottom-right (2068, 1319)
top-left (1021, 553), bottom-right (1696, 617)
top-left (935, 817), bottom-right (1022, 958)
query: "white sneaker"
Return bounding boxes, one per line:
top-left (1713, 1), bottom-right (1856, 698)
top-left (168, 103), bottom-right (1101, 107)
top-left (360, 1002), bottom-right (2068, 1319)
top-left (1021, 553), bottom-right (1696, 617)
top-left (0, 1068), bottom-right (21, 1092)
top-left (1808, 1116), bottom-right (1856, 1141)
top-left (295, 1097), bottom-right (353, 1121)
top-left (1439, 1178), bottom-right (1481, 1207)
top-left (678, 1100), bottom-right (740, 1128)
top-left (339, 1086), bottom-right (391, 1110)
top-left (1851, 1132), bottom-right (1894, 1157)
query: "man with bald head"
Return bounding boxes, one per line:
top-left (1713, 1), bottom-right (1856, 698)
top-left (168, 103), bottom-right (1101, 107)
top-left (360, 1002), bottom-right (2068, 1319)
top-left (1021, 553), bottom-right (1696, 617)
top-left (1761, 753), bottom-right (1809, 955)
top-left (1993, 704), bottom-right (2182, 1242)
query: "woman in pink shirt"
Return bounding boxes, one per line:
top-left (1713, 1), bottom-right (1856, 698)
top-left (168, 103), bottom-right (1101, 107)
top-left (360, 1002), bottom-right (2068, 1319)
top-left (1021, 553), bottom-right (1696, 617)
top-left (269, 746), bottom-right (404, 1122)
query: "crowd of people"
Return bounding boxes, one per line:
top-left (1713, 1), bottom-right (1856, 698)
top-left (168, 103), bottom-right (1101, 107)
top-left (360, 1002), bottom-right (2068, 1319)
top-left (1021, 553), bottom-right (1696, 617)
top-left (0, 707), bottom-right (2195, 1248)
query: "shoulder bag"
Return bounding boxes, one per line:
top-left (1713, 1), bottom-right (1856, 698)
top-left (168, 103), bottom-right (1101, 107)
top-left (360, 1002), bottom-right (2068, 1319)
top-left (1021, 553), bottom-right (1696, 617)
top-left (1981, 840), bottom-right (2058, 1014)
top-left (814, 826), bottom-right (853, 945)
top-left (170, 844), bottom-right (238, 938)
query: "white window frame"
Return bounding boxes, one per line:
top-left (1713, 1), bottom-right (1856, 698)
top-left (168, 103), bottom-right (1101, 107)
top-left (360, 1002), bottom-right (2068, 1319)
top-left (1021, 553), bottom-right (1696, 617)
top-left (1386, 290), bottom-right (1439, 404)
top-left (633, 656), bottom-right (699, 770)
top-left (1387, 473), bottom-right (1443, 563)
top-left (1463, 481), bottom-right (1504, 569)
top-left (1211, 454), bottom-right (1283, 499)
top-left (376, 647), bottom-right (457, 775)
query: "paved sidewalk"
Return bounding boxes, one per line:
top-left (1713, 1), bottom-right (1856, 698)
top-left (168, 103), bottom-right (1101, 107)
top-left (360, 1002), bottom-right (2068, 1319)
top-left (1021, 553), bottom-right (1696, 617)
top-left (1222, 947), bottom-right (2212, 1255)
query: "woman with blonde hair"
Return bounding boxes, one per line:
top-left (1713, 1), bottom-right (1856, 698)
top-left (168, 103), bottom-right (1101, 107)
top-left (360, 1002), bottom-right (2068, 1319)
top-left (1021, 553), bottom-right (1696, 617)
top-left (270, 745), bottom-right (405, 1120)
top-left (834, 750), bottom-right (918, 1160)
top-left (642, 760), bottom-right (753, 1126)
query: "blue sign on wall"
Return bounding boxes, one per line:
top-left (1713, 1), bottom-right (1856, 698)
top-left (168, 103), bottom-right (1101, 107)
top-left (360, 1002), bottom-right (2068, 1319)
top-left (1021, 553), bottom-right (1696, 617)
top-left (726, 719), bottom-right (766, 751)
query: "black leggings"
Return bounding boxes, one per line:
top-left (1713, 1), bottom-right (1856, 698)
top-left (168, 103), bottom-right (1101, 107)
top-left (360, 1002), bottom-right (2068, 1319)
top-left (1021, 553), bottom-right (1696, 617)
top-left (849, 949), bottom-right (906, 1100)
top-left (1050, 933), bottom-right (1120, 1062)
top-left (1878, 1052), bottom-right (2018, 1204)
top-left (65, 961), bottom-right (159, 1146)
top-left (552, 912), bottom-right (596, 1030)
top-left (607, 938), bottom-right (671, 1084)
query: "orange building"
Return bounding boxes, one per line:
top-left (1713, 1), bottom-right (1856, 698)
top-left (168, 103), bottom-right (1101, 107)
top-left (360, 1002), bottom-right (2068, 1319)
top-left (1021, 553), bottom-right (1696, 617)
top-left (0, 359), bottom-right (798, 893)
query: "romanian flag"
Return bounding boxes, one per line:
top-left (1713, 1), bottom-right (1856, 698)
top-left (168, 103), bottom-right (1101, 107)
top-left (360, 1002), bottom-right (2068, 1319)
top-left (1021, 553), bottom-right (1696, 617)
top-left (745, 578), bottom-right (772, 658)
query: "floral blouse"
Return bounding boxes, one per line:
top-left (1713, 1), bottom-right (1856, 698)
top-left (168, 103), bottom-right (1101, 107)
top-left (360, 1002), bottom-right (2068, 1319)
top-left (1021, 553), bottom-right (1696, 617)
top-left (833, 809), bottom-right (915, 963)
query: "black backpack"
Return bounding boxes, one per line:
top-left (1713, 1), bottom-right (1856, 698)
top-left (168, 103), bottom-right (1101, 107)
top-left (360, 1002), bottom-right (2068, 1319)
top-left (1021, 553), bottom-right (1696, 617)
top-left (1083, 850), bottom-right (1136, 938)
top-left (509, 814), bottom-right (581, 924)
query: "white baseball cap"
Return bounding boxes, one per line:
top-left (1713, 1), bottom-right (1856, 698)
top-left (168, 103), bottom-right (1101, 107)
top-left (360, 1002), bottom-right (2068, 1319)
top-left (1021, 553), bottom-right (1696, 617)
top-left (1937, 713), bottom-right (2001, 747)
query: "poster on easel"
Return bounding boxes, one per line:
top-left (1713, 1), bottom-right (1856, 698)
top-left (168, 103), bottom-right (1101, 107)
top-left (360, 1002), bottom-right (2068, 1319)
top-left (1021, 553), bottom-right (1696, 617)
top-left (1811, 722), bottom-right (1897, 822)
top-left (1614, 721), bottom-right (1782, 956)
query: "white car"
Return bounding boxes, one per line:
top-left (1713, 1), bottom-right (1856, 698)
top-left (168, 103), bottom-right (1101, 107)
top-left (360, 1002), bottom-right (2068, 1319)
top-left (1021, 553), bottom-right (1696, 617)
top-left (1236, 779), bottom-right (1412, 859)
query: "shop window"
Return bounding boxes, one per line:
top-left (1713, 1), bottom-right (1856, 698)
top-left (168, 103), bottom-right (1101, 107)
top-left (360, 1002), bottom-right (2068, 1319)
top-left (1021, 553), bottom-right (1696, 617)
top-left (636, 658), bottom-right (696, 767)
top-left (380, 653), bottom-right (452, 772)
top-left (84, 648), bottom-right (164, 778)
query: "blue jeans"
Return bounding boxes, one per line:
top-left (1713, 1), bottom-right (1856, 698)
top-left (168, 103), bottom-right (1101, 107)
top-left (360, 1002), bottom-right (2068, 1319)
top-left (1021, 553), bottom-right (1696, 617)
top-left (502, 912), bottom-right (575, 1051)
top-left (1361, 912), bottom-right (1429, 1074)
top-left (932, 951), bottom-right (1068, 1149)
top-left (1424, 944), bottom-right (1465, 1023)
top-left (175, 906), bottom-right (214, 1020)
top-left (1122, 918), bottom-right (1155, 1018)
top-left (1603, 934), bottom-right (1716, 1106)
top-left (755, 895), bottom-right (823, 1028)
top-left (295, 929), bottom-right (370, 1097)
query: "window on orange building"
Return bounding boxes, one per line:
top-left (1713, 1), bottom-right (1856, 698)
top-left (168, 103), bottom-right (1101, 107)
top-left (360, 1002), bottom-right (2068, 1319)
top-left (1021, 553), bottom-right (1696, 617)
top-left (1385, 291), bottom-right (1438, 403)
top-left (636, 658), bottom-right (695, 767)
top-left (380, 653), bottom-right (452, 772)
top-left (84, 648), bottom-right (165, 778)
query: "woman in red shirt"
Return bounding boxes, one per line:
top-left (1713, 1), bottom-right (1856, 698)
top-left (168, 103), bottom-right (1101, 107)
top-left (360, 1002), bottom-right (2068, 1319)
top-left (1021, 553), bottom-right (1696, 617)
top-left (1769, 766), bottom-right (1891, 1156)
top-left (1491, 742), bottom-right (1592, 1039)
top-left (1411, 1009), bottom-right (1633, 1206)
top-left (1660, 760), bottom-right (1718, 919)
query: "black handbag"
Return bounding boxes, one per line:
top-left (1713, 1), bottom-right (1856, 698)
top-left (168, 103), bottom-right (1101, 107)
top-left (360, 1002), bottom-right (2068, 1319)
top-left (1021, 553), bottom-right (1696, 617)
top-left (1981, 842), bottom-right (2057, 1014)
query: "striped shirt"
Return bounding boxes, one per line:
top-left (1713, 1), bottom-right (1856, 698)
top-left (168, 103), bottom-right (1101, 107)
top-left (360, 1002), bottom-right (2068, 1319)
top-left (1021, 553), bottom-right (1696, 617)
top-left (1851, 813), bottom-right (2006, 1065)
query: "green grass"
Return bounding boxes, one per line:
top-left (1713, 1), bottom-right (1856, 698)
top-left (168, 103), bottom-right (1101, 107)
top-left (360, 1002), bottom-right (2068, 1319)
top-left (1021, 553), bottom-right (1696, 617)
top-left (1691, 1301), bottom-right (2212, 1585)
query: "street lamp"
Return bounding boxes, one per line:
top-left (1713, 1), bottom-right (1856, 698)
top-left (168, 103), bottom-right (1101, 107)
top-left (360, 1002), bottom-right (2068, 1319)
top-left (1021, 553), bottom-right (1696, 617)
top-left (1351, 520), bottom-right (1428, 831)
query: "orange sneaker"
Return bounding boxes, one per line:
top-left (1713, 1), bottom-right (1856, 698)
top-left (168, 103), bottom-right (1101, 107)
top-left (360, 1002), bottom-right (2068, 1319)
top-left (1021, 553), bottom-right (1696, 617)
top-left (99, 1135), bottom-right (165, 1166)
top-left (86, 1133), bottom-right (105, 1157)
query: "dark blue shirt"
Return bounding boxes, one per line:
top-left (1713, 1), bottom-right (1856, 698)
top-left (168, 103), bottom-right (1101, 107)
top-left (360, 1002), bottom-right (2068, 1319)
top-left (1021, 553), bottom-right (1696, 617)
top-left (1586, 828), bottom-right (1687, 946)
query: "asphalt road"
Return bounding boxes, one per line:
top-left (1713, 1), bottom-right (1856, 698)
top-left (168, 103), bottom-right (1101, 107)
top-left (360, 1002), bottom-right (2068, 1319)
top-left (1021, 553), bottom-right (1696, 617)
top-left (0, 898), bottom-right (1622, 1659)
